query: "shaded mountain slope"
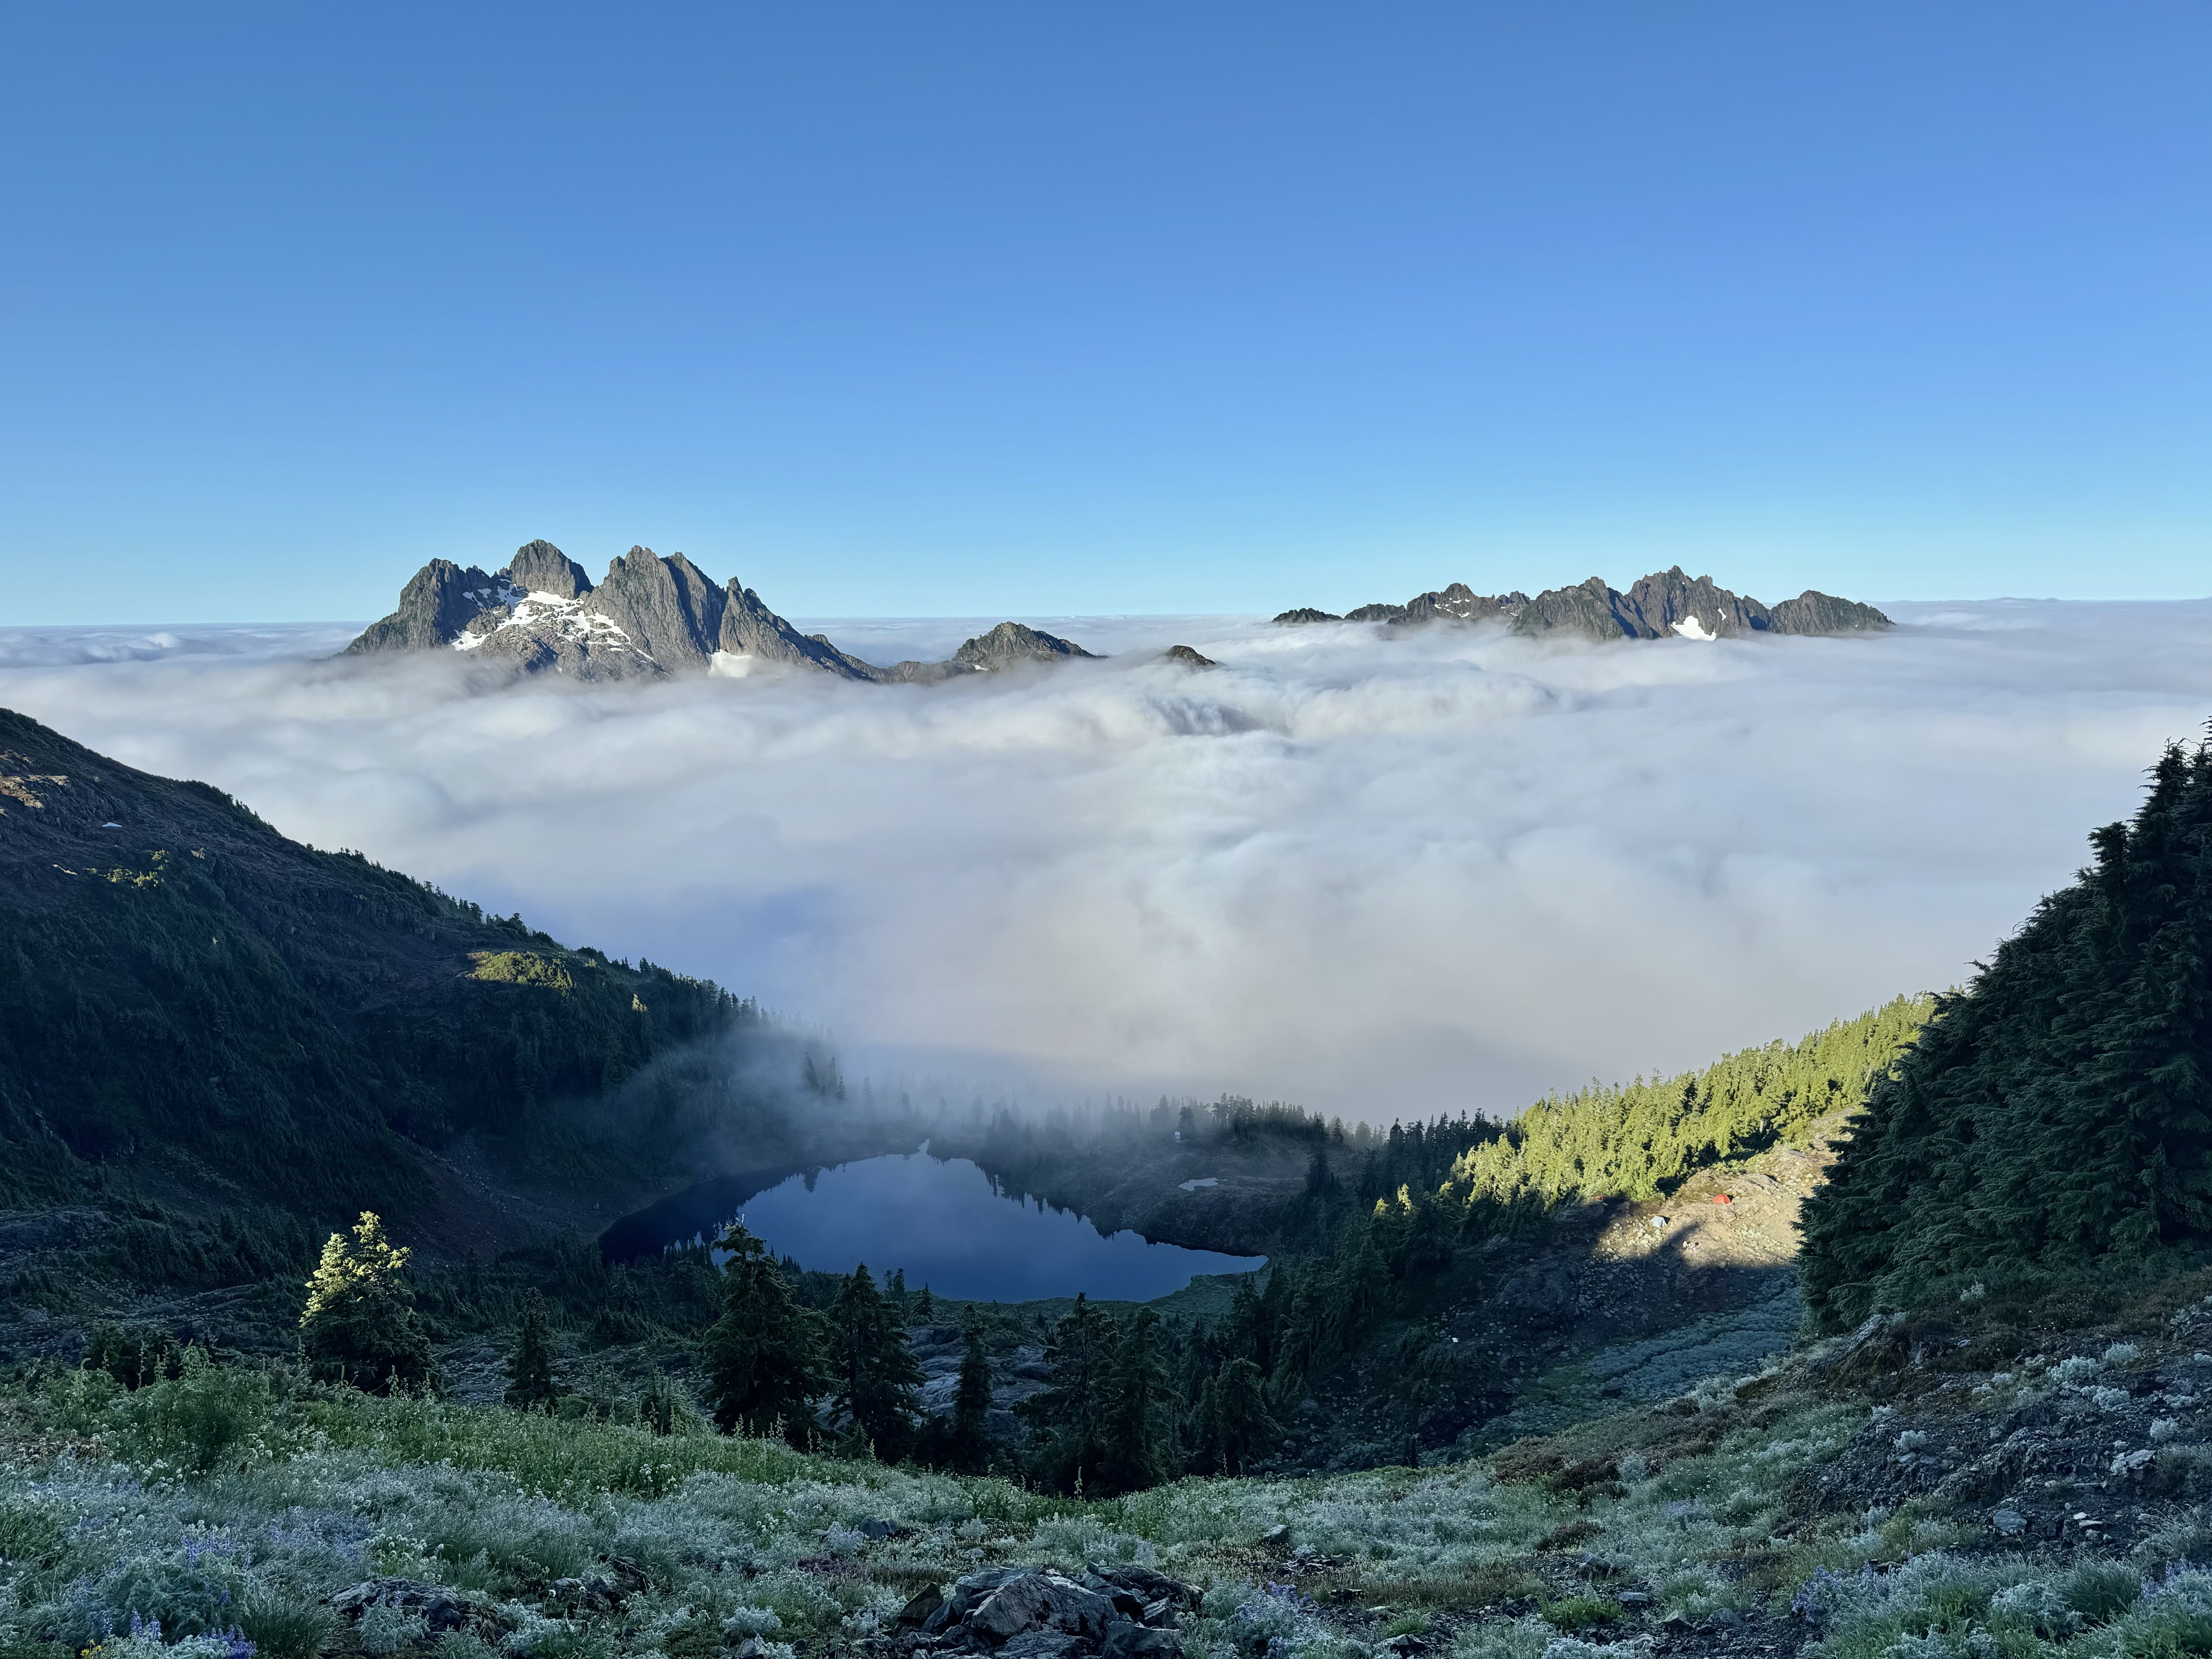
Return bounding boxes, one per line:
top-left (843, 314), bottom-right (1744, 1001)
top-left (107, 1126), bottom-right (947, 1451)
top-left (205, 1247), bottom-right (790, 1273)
top-left (0, 708), bottom-right (825, 1248)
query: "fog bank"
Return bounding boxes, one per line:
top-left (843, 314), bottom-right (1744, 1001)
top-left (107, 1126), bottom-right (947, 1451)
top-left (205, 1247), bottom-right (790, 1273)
top-left (5, 601), bottom-right (2208, 1122)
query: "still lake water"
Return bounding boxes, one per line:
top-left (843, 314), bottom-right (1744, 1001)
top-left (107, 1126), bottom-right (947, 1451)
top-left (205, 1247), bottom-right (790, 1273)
top-left (608, 1151), bottom-right (1264, 1303)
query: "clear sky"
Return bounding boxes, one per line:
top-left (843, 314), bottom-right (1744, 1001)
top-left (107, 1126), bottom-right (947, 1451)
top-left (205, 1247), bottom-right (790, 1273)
top-left (3, 4), bottom-right (2206, 625)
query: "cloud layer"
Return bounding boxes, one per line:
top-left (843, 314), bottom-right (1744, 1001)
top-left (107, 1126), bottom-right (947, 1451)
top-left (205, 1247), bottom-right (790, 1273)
top-left (7, 602), bottom-right (2210, 1123)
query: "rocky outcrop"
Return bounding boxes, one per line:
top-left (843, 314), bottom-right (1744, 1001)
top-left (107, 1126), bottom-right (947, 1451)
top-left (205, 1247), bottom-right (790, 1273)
top-left (585, 547), bottom-right (728, 674)
top-left (329, 1578), bottom-right (519, 1645)
top-left (879, 622), bottom-right (1097, 684)
top-left (507, 539), bottom-right (591, 601)
top-left (1276, 567), bottom-right (1889, 643)
top-left (345, 542), bottom-right (1099, 685)
top-left (906, 1324), bottom-right (1047, 1441)
top-left (718, 583), bottom-right (881, 677)
top-left (1512, 566), bottom-right (1889, 642)
top-left (1402, 582), bottom-right (1529, 626)
top-left (1768, 589), bottom-right (1893, 634)
top-left (1162, 645), bottom-right (1216, 669)
top-left (891, 1565), bottom-right (1195, 1656)
top-left (343, 560), bottom-right (508, 654)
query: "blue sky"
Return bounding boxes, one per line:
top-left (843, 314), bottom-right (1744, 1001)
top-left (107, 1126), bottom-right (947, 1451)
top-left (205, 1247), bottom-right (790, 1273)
top-left (3, 4), bottom-right (2207, 625)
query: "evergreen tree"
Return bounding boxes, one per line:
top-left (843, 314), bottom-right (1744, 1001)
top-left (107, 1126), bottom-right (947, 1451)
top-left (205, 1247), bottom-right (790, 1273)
top-left (828, 1263), bottom-right (922, 1458)
top-left (887, 1267), bottom-right (910, 1321)
top-left (1224, 1272), bottom-right (1269, 1374)
top-left (1198, 1355), bottom-right (1275, 1475)
top-left (950, 1315), bottom-right (994, 1471)
top-left (1095, 1307), bottom-right (1173, 1495)
top-left (915, 1284), bottom-right (935, 1322)
top-left (1803, 737), bottom-right (2212, 1327)
top-left (1304, 1146), bottom-right (1337, 1199)
top-left (503, 1291), bottom-right (560, 1412)
top-left (299, 1212), bottom-right (434, 1392)
top-left (701, 1221), bottom-right (828, 1444)
top-left (1019, 1292), bottom-right (1114, 1492)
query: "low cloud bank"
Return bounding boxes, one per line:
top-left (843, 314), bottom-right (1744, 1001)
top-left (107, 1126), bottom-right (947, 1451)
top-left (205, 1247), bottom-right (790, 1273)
top-left (6, 601), bottom-right (2209, 1122)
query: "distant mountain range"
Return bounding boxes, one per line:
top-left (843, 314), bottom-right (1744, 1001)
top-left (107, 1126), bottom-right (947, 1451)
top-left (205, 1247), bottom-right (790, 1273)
top-left (345, 541), bottom-right (1097, 684)
top-left (344, 543), bottom-right (1892, 686)
top-left (1276, 566), bottom-right (1891, 641)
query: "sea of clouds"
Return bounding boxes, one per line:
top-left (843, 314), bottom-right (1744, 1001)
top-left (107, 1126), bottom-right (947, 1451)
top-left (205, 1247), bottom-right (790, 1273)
top-left (6, 601), bottom-right (2211, 1123)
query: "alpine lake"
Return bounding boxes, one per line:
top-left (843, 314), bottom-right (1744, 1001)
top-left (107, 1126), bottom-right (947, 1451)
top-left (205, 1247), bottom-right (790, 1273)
top-left (600, 1149), bottom-right (1264, 1304)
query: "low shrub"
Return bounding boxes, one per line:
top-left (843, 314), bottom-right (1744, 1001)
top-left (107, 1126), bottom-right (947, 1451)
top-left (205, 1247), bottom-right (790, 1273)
top-left (112, 1349), bottom-right (278, 1474)
top-left (1538, 1595), bottom-right (1619, 1632)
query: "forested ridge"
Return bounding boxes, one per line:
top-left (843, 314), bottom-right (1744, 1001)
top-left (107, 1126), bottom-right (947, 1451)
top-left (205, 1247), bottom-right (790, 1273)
top-left (1447, 994), bottom-right (1934, 1207)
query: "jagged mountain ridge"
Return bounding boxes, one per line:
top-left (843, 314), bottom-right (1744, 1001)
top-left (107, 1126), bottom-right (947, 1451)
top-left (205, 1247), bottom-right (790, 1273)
top-left (346, 540), bottom-right (1098, 684)
top-left (1276, 565), bottom-right (1891, 641)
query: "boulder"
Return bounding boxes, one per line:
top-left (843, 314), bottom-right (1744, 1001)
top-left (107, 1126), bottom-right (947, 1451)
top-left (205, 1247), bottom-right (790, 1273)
top-left (898, 1586), bottom-right (946, 1628)
top-left (910, 1566), bottom-right (1194, 1655)
top-left (970, 1572), bottom-right (1115, 1644)
top-left (1003, 1636), bottom-right (1089, 1658)
top-left (1101, 1624), bottom-right (1185, 1656)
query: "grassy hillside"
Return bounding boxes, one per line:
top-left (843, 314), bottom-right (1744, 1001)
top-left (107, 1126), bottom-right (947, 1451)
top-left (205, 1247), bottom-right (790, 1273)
top-left (16, 1256), bottom-right (2212, 1659)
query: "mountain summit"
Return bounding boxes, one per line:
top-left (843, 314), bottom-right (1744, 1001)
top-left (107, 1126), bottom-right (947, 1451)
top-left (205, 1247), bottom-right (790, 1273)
top-left (345, 542), bottom-right (1096, 684)
top-left (1276, 567), bottom-right (1891, 641)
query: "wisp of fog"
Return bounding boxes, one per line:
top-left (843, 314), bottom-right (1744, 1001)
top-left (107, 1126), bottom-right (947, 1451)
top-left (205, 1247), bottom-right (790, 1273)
top-left (7, 601), bottom-right (2211, 1123)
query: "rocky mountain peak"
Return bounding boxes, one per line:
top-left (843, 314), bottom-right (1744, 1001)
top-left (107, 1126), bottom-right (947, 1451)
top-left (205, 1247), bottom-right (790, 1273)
top-left (952, 621), bottom-right (1097, 673)
top-left (1278, 568), bottom-right (1890, 643)
top-left (507, 540), bottom-right (592, 601)
top-left (344, 543), bottom-right (1103, 687)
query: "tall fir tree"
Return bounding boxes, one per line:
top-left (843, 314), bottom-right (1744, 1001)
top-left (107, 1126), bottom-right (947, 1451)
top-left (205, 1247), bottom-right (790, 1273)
top-left (1095, 1307), bottom-right (1173, 1495)
top-left (701, 1221), bottom-right (829, 1444)
top-left (1018, 1292), bottom-right (1114, 1492)
top-left (950, 1315), bottom-right (994, 1471)
top-left (828, 1263), bottom-right (922, 1458)
top-left (1199, 1355), bottom-right (1276, 1476)
top-left (504, 1291), bottom-right (560, 1412)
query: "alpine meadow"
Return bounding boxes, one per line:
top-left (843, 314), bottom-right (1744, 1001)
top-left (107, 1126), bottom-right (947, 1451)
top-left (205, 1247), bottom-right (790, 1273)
top-left (8, 9), bottom-right (2212, 1659)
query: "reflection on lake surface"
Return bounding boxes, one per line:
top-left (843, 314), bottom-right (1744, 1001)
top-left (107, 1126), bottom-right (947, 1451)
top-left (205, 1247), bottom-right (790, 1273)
top-left (642, 1151), bottom-right (1265, 1302)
